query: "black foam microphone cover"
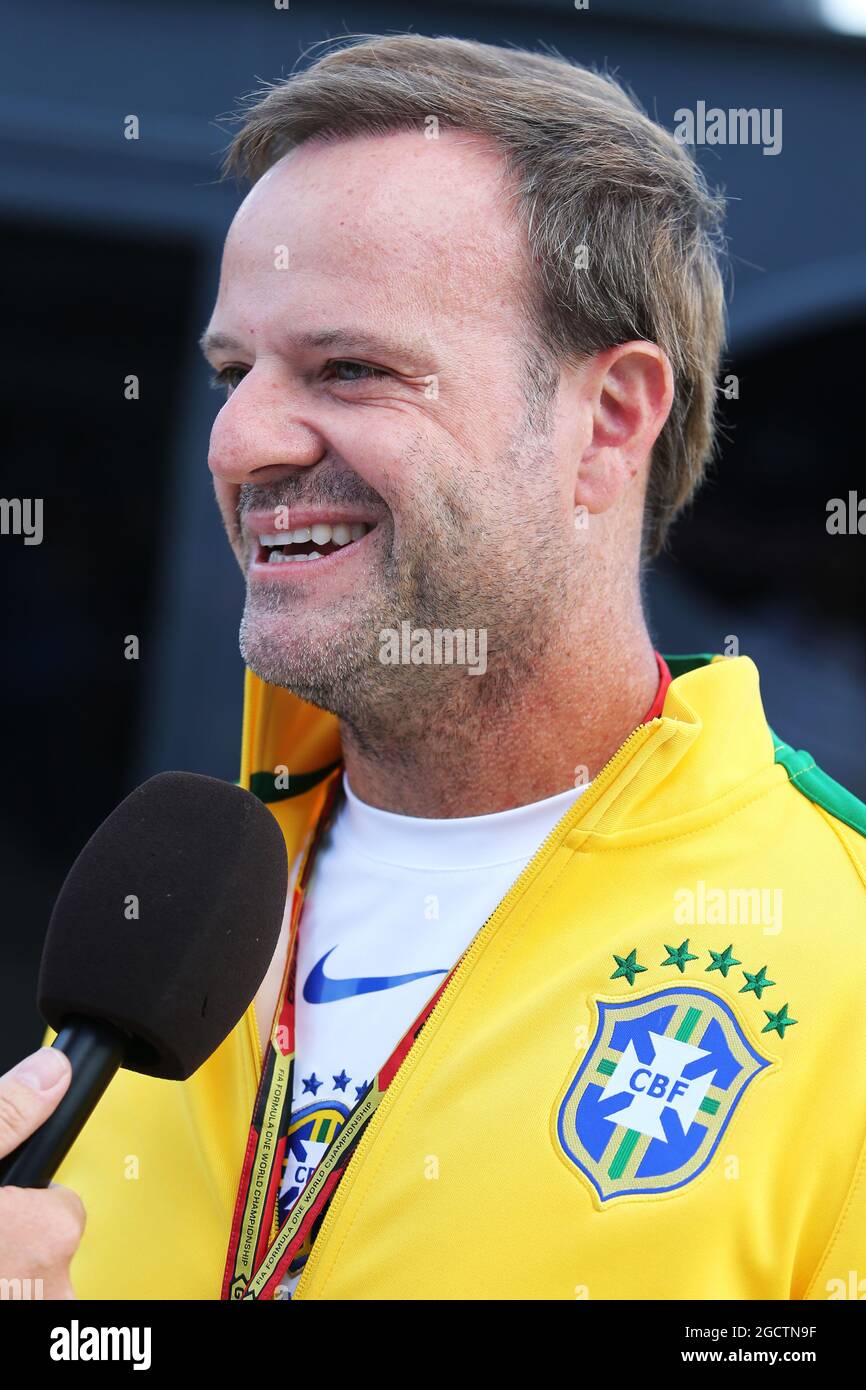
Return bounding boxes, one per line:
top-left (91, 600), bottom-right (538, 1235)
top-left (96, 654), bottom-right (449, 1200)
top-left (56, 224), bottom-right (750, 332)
top-left (37, 771), bottom-right (288, 1080)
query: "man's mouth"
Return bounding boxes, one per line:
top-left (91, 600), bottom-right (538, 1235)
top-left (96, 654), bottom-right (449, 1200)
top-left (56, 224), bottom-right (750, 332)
top-left (256, 520), bottom-right (374, 564)
top-left (241, 510), bottom-right (381, 576)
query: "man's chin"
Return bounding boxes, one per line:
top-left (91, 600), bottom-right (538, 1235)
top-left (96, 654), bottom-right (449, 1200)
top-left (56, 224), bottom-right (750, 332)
top-left (241, 632), bottom-right (320, 691)
top-left (238, 615), bottom-right (367, 712)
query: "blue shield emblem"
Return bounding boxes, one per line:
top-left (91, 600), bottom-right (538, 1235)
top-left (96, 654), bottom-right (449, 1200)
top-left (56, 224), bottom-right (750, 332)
top-left (554, 986), bottom-right (771, 1204)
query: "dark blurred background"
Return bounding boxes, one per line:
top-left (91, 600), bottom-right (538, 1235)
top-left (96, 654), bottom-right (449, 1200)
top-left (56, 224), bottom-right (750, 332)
top-left (2, 0), bottom-right (865, 1069)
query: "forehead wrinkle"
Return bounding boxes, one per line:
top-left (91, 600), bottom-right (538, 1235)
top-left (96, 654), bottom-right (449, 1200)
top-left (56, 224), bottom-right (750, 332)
top-left (226, 129), bottom-right (532, 323)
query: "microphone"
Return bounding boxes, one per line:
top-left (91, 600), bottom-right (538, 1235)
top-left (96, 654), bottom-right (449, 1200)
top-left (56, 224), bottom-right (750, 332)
top-left (0, 771), bottom-right (288, 1188)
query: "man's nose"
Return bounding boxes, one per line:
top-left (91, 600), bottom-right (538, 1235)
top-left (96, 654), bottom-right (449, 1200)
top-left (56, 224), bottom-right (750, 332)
top-left (208, 368), bottom-right (324, 486)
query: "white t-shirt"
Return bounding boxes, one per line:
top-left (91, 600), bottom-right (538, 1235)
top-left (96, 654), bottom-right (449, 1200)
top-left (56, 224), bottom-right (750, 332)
top-left (276, 770), bottom-right (589, 1296)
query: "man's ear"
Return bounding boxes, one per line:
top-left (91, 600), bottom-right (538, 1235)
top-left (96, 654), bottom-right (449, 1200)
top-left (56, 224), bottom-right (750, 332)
top-left (575, 341), bottom-right (674, 515)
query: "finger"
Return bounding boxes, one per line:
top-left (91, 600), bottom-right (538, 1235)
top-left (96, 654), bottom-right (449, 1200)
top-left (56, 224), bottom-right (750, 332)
top-left (0, 1182), bottom-right (86, 1250)
top-left (0, 1049), bottom-right (72, 1159)
top-left (44, 1182), bottom-right (87, 1238)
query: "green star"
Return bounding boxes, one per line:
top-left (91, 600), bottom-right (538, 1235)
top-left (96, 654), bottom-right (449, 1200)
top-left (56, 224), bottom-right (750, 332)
top-left (740, 966), bottom-right (776, 999)
top-left (660, 940), bottom-right (698, 973)
top-left (706, 944), bottom-right (741, 978)
top-left (610, 949), bottom-right (646, 987)
top-left (762, 1003), bottom-right (798, 1038)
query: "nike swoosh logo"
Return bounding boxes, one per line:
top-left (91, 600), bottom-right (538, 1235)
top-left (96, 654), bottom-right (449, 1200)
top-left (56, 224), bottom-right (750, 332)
top-left (303, 947), bottom-right (447, 1004)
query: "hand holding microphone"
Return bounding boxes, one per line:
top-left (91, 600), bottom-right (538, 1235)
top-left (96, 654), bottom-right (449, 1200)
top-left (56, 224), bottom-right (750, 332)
top-left (0, 769), bottom-right (287, 1214)
top-left (0, 1047), bottom-right (85, 1299)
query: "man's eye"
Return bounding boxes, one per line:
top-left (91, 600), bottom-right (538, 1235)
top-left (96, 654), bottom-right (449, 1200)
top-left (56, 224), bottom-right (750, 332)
top-left (327, 360), bottom-right (388, 383)
top-left (209, 365), bottom-right (248, 394)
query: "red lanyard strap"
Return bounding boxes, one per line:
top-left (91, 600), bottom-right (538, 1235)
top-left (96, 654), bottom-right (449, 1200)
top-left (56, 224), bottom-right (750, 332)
top-left (241, 970), bottom-right (450, 1300)
top-left (221, 775), bottom-right (457, 1300)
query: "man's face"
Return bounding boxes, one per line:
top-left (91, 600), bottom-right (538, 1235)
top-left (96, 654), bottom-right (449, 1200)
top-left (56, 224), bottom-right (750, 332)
top-left (203, 129), bottom-right (579, 726)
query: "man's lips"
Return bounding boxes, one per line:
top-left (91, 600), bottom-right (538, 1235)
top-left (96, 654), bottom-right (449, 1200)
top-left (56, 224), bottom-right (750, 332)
top-left (241, 508), bottom-right (382, 576)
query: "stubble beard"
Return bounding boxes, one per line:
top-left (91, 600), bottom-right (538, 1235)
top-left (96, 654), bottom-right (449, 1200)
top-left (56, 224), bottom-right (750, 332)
top-left (238, 415), bottom-right (575, 753)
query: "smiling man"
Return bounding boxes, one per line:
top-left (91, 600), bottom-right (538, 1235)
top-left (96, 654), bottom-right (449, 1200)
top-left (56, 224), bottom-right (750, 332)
top-left (52, 35), bottom-right (865, 1301)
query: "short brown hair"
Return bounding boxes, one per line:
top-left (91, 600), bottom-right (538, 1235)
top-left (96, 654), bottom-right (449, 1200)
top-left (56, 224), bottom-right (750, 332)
top-left (222, 34), bottom-right (727, 558)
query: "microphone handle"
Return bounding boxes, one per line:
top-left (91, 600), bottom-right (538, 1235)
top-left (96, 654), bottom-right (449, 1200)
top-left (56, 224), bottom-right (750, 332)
top-left (0, 1017), bottom-right (127, 1188)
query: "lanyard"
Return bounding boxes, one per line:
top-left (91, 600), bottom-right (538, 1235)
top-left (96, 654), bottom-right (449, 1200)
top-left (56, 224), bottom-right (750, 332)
top-left (221, 771), bottom-right (457, 1301)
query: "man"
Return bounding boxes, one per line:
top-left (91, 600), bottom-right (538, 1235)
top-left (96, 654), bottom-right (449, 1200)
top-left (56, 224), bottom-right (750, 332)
top-left (51, 35), bottom-right (864, 1299)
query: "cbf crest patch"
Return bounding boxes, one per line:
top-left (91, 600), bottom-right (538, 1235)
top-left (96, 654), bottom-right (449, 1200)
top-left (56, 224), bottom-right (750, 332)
top-left (554, 986), bottom-right (771, 1205)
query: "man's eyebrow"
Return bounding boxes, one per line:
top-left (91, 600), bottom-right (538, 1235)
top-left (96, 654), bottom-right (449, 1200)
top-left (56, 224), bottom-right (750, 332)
top-left (294, 328), bottom-right (434, 362)
top-left (198, 330), bottom-right (244, 360)
top-left (198, 326), bottom-right (433, 363)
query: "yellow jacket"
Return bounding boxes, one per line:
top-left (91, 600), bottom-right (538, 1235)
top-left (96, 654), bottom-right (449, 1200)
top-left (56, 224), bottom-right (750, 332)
top-left (50, 654), bottom-right (866, 1299)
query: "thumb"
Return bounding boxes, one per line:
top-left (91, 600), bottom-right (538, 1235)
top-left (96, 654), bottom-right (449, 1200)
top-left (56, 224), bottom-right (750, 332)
top-left (0, 1047), bottom-right (72, 1159)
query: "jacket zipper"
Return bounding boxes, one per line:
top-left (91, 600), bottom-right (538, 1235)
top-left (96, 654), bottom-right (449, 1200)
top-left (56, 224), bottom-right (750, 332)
top-left (291, 716), bottom-right (668, 1299)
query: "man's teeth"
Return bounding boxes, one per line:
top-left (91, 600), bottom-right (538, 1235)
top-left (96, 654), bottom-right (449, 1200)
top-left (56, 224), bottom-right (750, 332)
top-left (269, 550), bottom-right (319, 563)
top-left (258, 521), bottom-right (371, 562)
